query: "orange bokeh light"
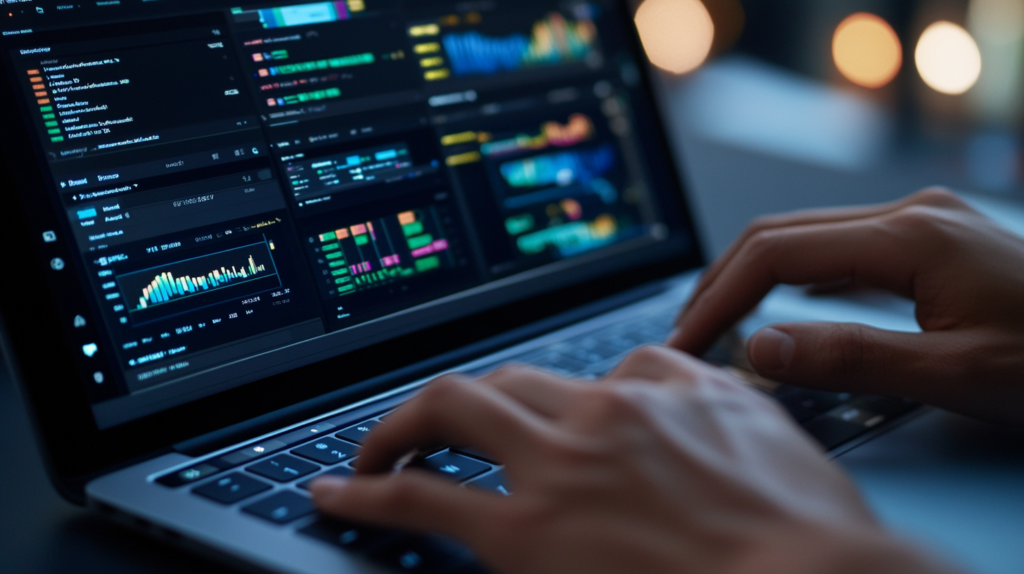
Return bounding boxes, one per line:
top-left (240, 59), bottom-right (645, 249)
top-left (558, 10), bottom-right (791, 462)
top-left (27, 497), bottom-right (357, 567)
top-left (635, 0), bottom-right (715, 75)
top-left (832, 13), bottom-right (903, 88)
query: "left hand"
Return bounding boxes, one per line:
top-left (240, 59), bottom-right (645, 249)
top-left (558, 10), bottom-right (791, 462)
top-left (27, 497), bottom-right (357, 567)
top-left (310, 347), bottom-right (945, 574)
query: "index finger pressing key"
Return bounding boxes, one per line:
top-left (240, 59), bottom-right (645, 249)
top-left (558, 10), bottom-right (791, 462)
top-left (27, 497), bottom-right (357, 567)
top-left (672, 219), bottom-right (919, 355)
top-left (356, 374), bottom-right (551, 474)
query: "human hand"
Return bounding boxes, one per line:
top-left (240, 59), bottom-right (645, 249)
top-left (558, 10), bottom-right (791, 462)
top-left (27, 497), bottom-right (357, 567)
top-left (668, 188), bottom-right (1024, 426)
top-left (312, 348), bottom-right (946, 574)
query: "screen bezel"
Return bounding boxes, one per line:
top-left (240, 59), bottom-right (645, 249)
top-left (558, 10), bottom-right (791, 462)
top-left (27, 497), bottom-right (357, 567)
top-left (0, 0), bottom-right (706, 499)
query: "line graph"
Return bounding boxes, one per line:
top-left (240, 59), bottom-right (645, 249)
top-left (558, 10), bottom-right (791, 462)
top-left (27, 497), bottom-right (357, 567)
top-left (441, 12), bottom-right (598, 76)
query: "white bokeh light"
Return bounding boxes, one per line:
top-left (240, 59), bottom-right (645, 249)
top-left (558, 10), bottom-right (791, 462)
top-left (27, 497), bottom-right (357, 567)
top-left (915, 21), bottom-right (983, 95)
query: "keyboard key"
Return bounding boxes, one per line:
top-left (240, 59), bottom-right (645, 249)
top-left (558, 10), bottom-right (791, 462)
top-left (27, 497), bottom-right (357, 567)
top-left (277, 422), bottom-right (338, 446)
top-left (217, 439), bottom-right (289, 467)
top-left (450, 446), bottom-right (500, 465)
top-left (409, 451), bottom-right (490, 483)
top-left (369, 535), bottom-right (470, 572)
top-left (157, 463), bottom-right (222, 487)
top-left (336, 420), bottom-right (379, 444)
top-left (526, 352), bottom-right (589, 376)
top-left (193, 473), bottom-right (271, 505)
top-left (300, 517), bottom-right (399, 552)
top-left (297, 465), bottom-right (355, 490)
top-left (803, 417), bottom-right (866, 450)
top-left (292, 437), bottom-right (359, 465)
top-left (247, 454), bottom-right (319, 483)
top-left (777, 389), bottom-right (852, 415)
top-left (242, 491), bottom-right (316, 524)
top-left (466, 471), bottom-right (512, 496)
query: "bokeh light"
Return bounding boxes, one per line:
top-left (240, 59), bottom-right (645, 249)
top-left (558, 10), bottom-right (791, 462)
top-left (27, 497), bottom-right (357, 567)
top-left (635, 0), bottom-right (715, 75)
top-left (915, 21), bottom-right (983, 95)
top-left (832, 13), bottom-right (902, 89)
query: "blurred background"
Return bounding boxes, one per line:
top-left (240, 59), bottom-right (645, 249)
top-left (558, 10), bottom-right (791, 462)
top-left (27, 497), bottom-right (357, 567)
top-left (627, 0), bottom-right (1024, 254)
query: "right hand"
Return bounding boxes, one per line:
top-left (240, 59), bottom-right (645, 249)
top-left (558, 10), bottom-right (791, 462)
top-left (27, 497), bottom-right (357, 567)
top-left (668, 188), bottom-right (1024, 426)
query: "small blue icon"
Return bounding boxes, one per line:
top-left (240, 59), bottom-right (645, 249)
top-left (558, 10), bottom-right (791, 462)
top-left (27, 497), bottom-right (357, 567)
top-left (271, 507), bottom-right (289, 520)
top-left (357, 426), bottom-right (370, 433)
top-left (439, 465), bottom-right (460, 474)
top-left (82, 343), bottom-right (99, 357)
top-left (315, 443), bottom-right (329, 450)
top-left (218, 478), bottom-right (232, 486)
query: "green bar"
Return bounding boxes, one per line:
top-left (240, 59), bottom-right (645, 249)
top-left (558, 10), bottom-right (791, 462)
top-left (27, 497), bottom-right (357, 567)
top-left (407, 234), bottom-right (433, 250)
top-left (50, 136), bottom-right (64, 142)
top-left (334, 276), bottom-right (352, 284)
top-left (322, 242), bottom-right (340, 252)
top-left (402, 221), bottom-right (424, 237)
top-left (330, 269), bottom-right (348, 277)
top-left (40, 105), bottom-right (52, 112)
top-left (320, 231), bottom-right (336, 242)
top-left (325, 251), bottom-right (343, 260)
top-left (274, 53), bottom-right (374, 75)
top-left (45, 121), bottom-right (58, 128)
top-left (42, 113), bottom-right (55, 120)
top-left (47, 128), bottom-right (61, 135)
top-left (338, 284), bottom-right (355, 293)
top-left (354, 234), bottom-right (369, 246)
top-left (415, 256), bottom-right (440, 273)
top-left (328, 261), bottom-right (347, 269)
top-left (271, 50), bottom-right (289, 59)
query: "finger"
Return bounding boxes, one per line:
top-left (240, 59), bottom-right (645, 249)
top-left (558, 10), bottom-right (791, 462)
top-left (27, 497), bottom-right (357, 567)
top-left (311, 472), bottom-right (506, 550)
top-left (744, 323), bottom-right (978, 406)
top-left (679, 188), bottom-right (970, 321)
top-left (477, 363), bottom-right (585, 418)
top-left (356, 374), bottom-right (548, 474)
top-left (669, 218), bottom-right (920, 355)
top-left (605, 345), bottom-right (706, 384)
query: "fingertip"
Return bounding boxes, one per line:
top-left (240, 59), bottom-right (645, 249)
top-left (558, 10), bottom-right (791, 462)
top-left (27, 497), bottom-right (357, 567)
top-left (748, 327), bottom-right (795, 374)
top-left (310, 476), bottom-right (349, 506)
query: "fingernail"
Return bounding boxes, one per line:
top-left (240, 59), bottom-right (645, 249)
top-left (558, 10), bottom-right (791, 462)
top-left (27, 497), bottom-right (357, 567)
top-left (749, 328), bottom-right (795, 373)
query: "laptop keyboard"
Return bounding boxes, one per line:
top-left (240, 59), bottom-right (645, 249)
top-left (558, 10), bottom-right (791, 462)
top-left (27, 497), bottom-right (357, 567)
top-left (153, 304), bottom-right (918, 573)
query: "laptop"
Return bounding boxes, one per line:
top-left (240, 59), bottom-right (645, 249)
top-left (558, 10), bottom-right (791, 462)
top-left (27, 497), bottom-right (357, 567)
top-left (0, 0), bottom-right (921, 572)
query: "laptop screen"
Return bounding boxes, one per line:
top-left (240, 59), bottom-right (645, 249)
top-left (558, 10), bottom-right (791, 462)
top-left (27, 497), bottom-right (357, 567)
top-left (1, 0), bottom-right (695, 429)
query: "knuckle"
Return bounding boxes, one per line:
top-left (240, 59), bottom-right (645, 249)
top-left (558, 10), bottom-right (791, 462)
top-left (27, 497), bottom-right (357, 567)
top-left (491, 363), bottom-right (535, 380)
top-left (744, 228), bottom-right (786, 261)
top-left (911, 187), bottom-right (964, 208)
top-left (889, 205), bottom-right (945, 237)
top-left (422, 374), bottom-right (470, 404)
top-left (619, 345), bottom-right (672, 369)
top-left (583, 386), bottom-right (644, 422)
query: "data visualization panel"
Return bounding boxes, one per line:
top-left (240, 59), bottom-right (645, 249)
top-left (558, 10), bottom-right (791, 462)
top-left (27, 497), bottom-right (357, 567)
top-left (234, 2), bottom-right (420, 121)
top-left (440, 95), bottom-right (657, 276)
top-left (302, 191), bottom-right (475, 331)
top-left (408, 3), bottom-right (603, 87)
top-left (117, 238), bottom-right (282, 325)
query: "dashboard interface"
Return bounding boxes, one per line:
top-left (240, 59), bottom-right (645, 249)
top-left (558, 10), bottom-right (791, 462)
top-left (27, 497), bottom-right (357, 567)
top-left (1, 0), bottom-right (693, 428)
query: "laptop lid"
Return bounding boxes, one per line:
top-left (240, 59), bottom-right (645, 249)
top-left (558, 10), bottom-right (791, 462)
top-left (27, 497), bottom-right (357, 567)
top-left (0, 0), bottom-right (704, 498)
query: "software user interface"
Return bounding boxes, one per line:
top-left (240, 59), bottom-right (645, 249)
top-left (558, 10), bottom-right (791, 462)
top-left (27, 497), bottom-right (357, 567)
top-left (1, 0), bottom-right (688, 427)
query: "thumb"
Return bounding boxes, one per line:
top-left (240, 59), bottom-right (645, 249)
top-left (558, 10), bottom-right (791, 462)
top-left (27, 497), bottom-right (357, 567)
top-left (747, 323), bottom-right (955, 399)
